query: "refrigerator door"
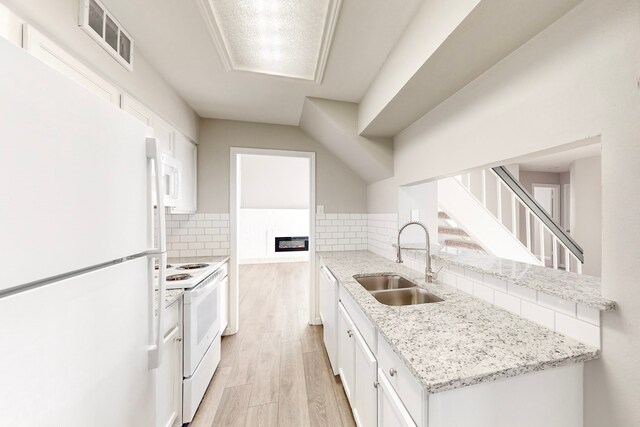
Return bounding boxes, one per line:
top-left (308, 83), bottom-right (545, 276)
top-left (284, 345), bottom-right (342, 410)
top-left (0, 257), bottom-right (155, 426)
top-left (0, 37), bottom-right (149, 292)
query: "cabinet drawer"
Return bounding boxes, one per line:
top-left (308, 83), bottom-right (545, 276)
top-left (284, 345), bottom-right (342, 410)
top-left (164, 298), bottom-right (180, 336)
top-left (377, 331), bottom-right (424, 427)
top-left (339, 286), bottom-right (376, 351)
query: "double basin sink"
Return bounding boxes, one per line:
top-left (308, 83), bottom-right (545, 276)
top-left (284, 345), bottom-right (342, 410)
top-left (354, 274), bottom-right (443, 306)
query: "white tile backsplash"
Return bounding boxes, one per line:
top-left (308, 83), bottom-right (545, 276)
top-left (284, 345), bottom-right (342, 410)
top-left (521, 301), bottom-right (555, 330)
top-left (316, 212), bottom-right (368, 252)
top-left (165, 212), bottom-right (229, 257)
top-left (537, 293), bottom-right (577, 317)
top-left (555, 313), bottom-right (600, 347)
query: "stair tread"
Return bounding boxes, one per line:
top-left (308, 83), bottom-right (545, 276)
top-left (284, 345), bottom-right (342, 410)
top-left (438, 211), bottom-right (450, 220)
top-left (445, 239), bottom-right (484, 251)
top-left (438, 226), bottom-right (468, 237)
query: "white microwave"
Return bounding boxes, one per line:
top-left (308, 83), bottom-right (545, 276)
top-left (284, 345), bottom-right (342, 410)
top-left (152, 151), bottom-right (180, 208)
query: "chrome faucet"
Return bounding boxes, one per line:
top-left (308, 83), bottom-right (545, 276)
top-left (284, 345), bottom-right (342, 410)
top-left (396, 221), bottom-right (438, 283)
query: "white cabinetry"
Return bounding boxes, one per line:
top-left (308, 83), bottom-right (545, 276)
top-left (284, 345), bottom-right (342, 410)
top-left (377, 369), bottom-right (417, 427)
top-left (23, 25), bottom-right (120, 105)
top-left (157, 300), bottom-right (183, 427)
top-left (338, 303), bottom-right (356, 405)
top-left (319, 261), bottom-right (338, 374)
top-left (354, 328), bottom-right (378, 427)
top-left (121, 94), bottom-right (174, 154)
top-left (172, 132), bottom-right (198, 214)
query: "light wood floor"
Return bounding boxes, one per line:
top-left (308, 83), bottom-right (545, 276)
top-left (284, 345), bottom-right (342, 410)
top-left (191, 262), bottom-right (356, 427)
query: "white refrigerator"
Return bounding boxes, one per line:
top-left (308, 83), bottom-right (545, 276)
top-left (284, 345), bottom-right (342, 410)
top-left (0, 37), bottom-right (168, 426)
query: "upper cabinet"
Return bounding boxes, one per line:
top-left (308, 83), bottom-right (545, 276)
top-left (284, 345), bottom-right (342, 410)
top-left (172, 132), bottom-right (198, 214)
top-left (121, 94), bottom-right (197, 214)
top-left (23, 25), bottom-right (120, 105)
top-left (121, 94), bottom-right (174, 154)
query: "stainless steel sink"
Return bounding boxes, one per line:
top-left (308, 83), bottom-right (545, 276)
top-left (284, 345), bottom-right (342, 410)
top-left (371, 288), bottom-right (444, 306)
top-left (354, 274), bottom-right (417, 291)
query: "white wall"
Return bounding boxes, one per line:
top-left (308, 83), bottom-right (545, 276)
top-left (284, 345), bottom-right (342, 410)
top-left (398, 181), bottom-right (439, 246)
top-left (570, 156), bottom-right (602, 276)
top-left (0, 0), bottom-right (199, 140)
top-left (240, 154), bottom-right (309, 209)
top-left (358, 0), bottom-right (481, 133)
top-left (198, 119), bottom-right (367, 213)
top-left (367, 0), bottom-right (640, 424)
top-left (238, 209), bottom-right (309, 263)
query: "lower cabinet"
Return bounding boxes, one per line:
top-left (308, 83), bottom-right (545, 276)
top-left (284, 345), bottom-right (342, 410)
top-left (156, 300), bottom-right (183, 427)
top-left (338, 302), bottom-right (378, 427)
top-left (377, 370), bottom-right (418, 427)
top-left (338, 303), bottom-right (356, 404)
top-left (353, 328), bottom-right (378, 427)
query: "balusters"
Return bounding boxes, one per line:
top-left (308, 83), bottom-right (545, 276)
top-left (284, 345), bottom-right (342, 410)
top-left (496, 180), bottom-right (502, 222)
top-left (481, 169), bottom-right (487, 206)
top-left (552, 237), bottom-right (558, 269)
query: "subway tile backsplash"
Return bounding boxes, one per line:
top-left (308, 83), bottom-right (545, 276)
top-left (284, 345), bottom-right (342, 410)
top-left (165, 213), bottom-right (229, 258)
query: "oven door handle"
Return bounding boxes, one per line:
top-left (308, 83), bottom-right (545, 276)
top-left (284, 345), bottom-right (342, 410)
top-left (188, 271), bottom-right (223, 299)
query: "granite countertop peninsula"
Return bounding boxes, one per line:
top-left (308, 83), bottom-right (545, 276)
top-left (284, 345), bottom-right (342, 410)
top-left (428, 247), bottom-right (616, 311)
top-left (319, 250), bottom-right (600, 394)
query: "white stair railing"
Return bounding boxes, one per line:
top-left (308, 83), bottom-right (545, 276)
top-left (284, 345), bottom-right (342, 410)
top-left (455, 169), bottom-right (583, 274)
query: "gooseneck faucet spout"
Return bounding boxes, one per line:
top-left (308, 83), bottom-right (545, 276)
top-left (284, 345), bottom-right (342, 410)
top-left (396, 221), bottom-right (438, 283)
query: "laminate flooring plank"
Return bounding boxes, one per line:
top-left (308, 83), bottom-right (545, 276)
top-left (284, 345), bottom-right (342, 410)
top-left (249, 331), bottom-right (282, 407)
top-left (246, 402), bottom-right (278, 427)
top-left (278, 340), bottom-right (310, 427)
top-left (190, 366), bottom-right (232, 427)
top-left (303, 351), bottom-right (344, 427)
top-left (212, 384), bottom-right (252, 427)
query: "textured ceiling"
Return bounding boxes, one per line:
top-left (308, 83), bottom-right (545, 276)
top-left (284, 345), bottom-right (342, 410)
top-left (102, 0), bottom-right (423, 125)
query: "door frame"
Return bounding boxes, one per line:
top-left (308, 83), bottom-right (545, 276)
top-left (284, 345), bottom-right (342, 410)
top-left (532, 183), bottom-right (561, 222)
top-left (229, 147), bottom-right (317, 335)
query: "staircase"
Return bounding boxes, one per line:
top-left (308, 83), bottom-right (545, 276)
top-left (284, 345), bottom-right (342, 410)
top-left (438, 167), bottom-right (584, 273)
top-left (437, 211), bottom-right (484, 252)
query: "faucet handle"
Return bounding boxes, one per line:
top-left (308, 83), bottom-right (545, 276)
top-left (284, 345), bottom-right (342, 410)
top-left (427, 266), bottom-right (444, 282)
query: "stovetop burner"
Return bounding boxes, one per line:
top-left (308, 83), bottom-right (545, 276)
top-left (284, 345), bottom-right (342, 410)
top-left (155, 264), bottom-right (173, 270)
top-left (166, 273), bottom-right (192, 281)
top-left (177, 263), bottom-right (210, 270)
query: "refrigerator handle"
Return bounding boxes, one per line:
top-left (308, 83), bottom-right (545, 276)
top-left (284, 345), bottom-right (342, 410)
top-left (146, 137), bottom-right (166, 369)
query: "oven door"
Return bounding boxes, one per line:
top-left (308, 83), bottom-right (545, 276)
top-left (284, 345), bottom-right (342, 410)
top-left (183, 271), bottom-right (221, 377)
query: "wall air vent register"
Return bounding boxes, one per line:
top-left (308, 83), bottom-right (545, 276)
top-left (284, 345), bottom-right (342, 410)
top-left (79, 0), bottom-right (133, 70)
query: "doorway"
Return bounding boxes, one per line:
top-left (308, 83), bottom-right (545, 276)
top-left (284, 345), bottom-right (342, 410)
top-left (532, 183), bottom-right (560, 266)
top-left (229, 148), bottom-right (316, 335)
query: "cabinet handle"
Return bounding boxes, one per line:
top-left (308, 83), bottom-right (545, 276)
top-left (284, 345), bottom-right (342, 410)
top-left (176, 337), bottom-right (182, 342)
top-left (347, 329), bottom-right (353, 338)
top-left (389, 368), bottom-right (397, 377)
top-left (373, 381), bottom-right (379, 389)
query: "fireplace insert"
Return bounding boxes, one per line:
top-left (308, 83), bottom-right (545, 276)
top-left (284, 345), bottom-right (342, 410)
top-left (275, 236), bottom-right (309, 252)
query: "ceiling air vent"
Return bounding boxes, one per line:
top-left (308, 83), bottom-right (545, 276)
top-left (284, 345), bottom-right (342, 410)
top-left (79, 0), bottom-right (133, 70)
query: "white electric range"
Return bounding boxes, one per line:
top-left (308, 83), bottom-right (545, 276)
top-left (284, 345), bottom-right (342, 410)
top-left (155, 261), bottom-right (228, 422)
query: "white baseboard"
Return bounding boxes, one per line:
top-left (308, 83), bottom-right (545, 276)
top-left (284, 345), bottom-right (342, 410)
top-left (239, 256), bottom-right (309, 265)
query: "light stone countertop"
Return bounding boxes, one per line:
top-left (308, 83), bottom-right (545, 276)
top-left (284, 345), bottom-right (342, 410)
top-left (428, 247), bottom-right (615, 311)
top-left (320, 250), bottom-right (600, 394)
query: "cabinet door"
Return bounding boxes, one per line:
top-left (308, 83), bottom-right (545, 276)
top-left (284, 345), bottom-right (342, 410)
top-left (319, 264), bottom-right (338, 374)
top-left (377, 369), bottom-right (417, 427)
top-left (338, 303), bottom-right (356, 405)
top-left (23, 25), bottom-right (120, 105)
top-left (121, 93), bottom-right (153, 126)
top-left (151, 114), bottom-right (175, 154)
top-left (171, 132), bottom-right (197, 214)
top-left (157, 324), bottom-right (183, 427)
top-left (354, 330), bottom-right (377, 427)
